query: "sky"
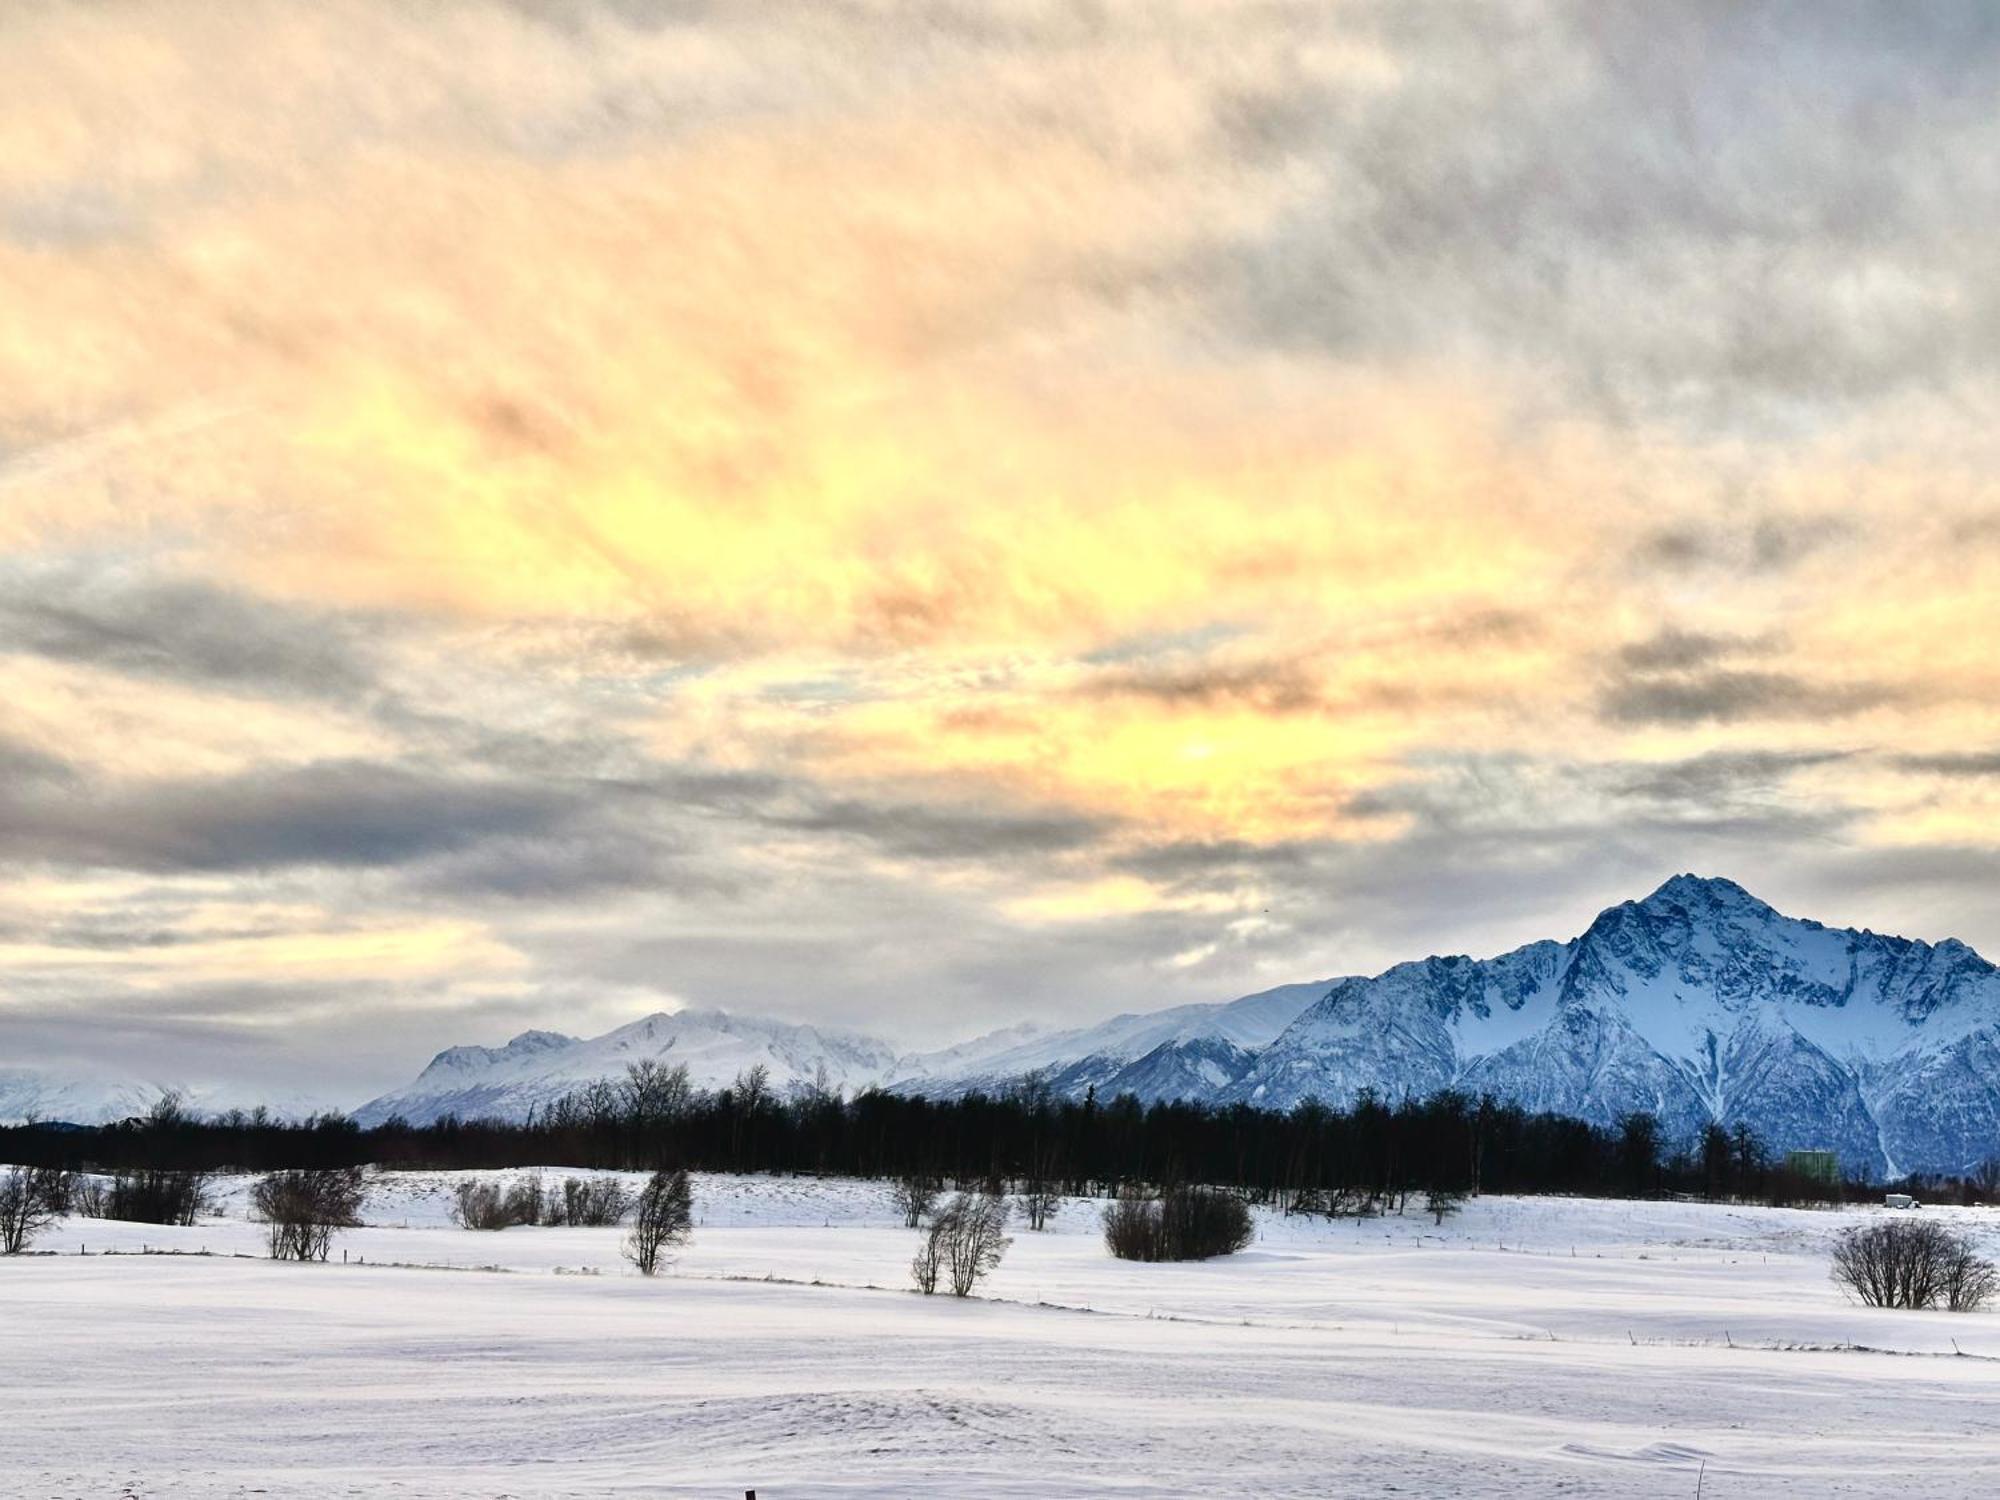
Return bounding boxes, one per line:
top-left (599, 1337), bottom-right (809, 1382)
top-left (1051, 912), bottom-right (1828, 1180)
top-left (2, 0), bottom-right (1998, 1104)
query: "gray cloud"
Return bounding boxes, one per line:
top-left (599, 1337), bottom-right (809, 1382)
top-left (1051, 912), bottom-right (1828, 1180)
top-left (1893, 751), bottom-right (2000, 777)
top-left (1616, 749), bottom-right (1847, 805)
top-left (1614, 628), bottom-right (1760, 673)
top-left (1631, 516), bottom-right (1857, 577)
top-left (770, 798), bottom-right (1109, 861)
top-left (1214, 0), bottom-right (2000, 429)
top-left (1601, 670), bottom-right (1898, 726)
top-left (0, 760), bottom-right (583, 874)
top-left (0, 559), bottom-right (380, 698)
top-left (0, 733), bottom-right (77, 787)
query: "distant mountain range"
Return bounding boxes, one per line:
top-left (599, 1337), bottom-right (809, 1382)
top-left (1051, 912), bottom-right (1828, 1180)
top-left (13, 877), bottom-right (2000, 1174)
top-left (347, 980), bottom-right (1330, 1128)
top-left (0, 1068), bottom-right (337, 1128)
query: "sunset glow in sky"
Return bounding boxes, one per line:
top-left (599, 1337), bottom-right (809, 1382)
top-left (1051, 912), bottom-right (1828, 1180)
top-left (3, 2), bottom-right (1998, 1098)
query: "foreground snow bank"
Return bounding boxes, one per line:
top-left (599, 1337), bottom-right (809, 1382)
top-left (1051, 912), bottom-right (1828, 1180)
top-left (5, 1174), bottom-right (2000, 1497)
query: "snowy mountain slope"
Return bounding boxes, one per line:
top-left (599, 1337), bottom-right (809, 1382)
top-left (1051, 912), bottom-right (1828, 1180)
top-left (1226, 875), bottom-right (2000, 1174)
top-left (0, 1066), bottom-right (335, 1126)
top-left (352, 1008), bottom-right (902, 1127)
top-left (350, 981), bottom-right (1333, 1126)
top-left (325, 875), bottom-right (2000, 1172)
top-left (884, 979), bottom-right (1334, 1100)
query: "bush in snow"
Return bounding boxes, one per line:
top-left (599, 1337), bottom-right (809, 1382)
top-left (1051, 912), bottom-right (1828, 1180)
top-left (1104, 1186), bottom-right (1253, 1262)
top-left (912, 1192), bottom-right (1010, 1296)
top-left (105, 1168), bottom-right (213, 1226)
top-left (250, 1167), bottom-right (368, 1262)
top-left (1425, 1188), bottom-right (1465, 1225)
top-left (542, 1176), bottom-right (632, 1228)
top-left (0, 1167), bottom-right (63, 1254)
top-left (70, 1176), bottom-right (109, 1218)
top-left (1020, 1145), bottom-right (1063, 1232)
top-left (1831, 1218), bottom-right (1998, 1311)
top-left (891, 1171), bottom-right (941, 1229)
top-left (452, 1176), bottom-right (546, 1231)
top-left (623, 1169), bottom-right (693, 1276)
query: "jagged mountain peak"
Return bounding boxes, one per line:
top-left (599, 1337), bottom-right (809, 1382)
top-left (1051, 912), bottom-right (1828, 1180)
top-left (1635, 872), bottom-right (1782, 919)
top-left (502, 1029), bottom-right (576, 1053)
top-left (1230, 877), bottom-right (2000, 1173)
top-left (353, 877), bottom-right (2000, 1174)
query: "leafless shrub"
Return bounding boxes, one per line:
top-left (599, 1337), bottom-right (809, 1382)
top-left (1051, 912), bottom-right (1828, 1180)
top-left (250, 1168), bottom-right (368, 1261)
top-left (1425, 1188), bottom-right (1465, 1225)
top-left (1946, 1239), bottom-right (2000, 1312)
top-left (623, 1169), bottom-right (692, 1276)
top-left (891, 1172), bottom-right (940, 1229)
top-left (0, 1167), bottom-right (60, 1254)
top-left (1104, 1185), bottom-right (1254, 1262)
top-left (1102, 1190), bottom-right (1157, 1261)
top-left (1021, 1146), bottom-right (1062, 1232)
top-left (1832, 1218), bottom-right (1997, 1311)
top-left (542, 1176), bottom-right (631, 1228)
top-left (70, 1176), bottom-right (109, 1217)
top-left (910, 1219), bottom-right (944, 1293)
top-left (911, 1192), bottom-right (1011, 1296)
top-left (105, 1168), bottom-right (212, 1226)
top-left (1284, 1185), bottom-right (1377, 1219)
top-left (1022, 1180), bottom-right (1061, 1233)
top-left (26, 1167), bottom-right (75, 1217)
top-left (452, 1176), bottom-right (546, 1231)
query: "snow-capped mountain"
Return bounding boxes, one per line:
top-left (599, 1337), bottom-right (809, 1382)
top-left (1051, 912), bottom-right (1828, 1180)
top-left (351, 982), bottom-right (1330, 1127)
top-left (1225, 875), bottom-right (2000, 1176)
top-left (338, 875), bottom-right (2000, 1173)
top-left (352, 1007), bottom-right (902, 1127)
top-left (883, 980), bottom-right (1334, 1103)
top-left (0, 1067), bottom-right (336, 1126)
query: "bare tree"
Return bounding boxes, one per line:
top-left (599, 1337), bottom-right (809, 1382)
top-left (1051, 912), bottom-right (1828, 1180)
top-left (0, 1167), bottom-right (60, 1254)
top-left (1947, 1239), bottom-right (2000, 1312)
top-left (543, 1176), bottom-right (632, 1227)
top-left (575, 1078), bottom-right (623, 1131)
top-left (1832, 1218), bottom-right (1998, 1311)
top-left (891, 1171), bottom-right (941, 1229)
top-left (1021, 1143), bottom-right (1063, 1232)
top-left (624, 1168), bottom-right (693, 1276)
top-left (734, 1063), bottom-right (771, 1114)
top-left (27, 1167), bottom-right (74, 1216)
top-left (621, 1059), bottom-right (695, 1130)
top-left (910, 1218), bottom-right (945, 1293)
top-left (789, 1060), bottom-right (838, 1110)
top-left (910, 1192), bottom-right (1011, 1297)
top-left (144, 1088), bottom-right (198, 1129)
top-left (250, 1168), bottom-right (367, 1261)
top-left (71, 1176), bottom-right (109, 1217)
top-left (1425, 1187), bottom-right (1465, 1226)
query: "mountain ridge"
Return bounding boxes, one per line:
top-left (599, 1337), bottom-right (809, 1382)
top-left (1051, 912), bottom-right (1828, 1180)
top-left (21, 875), bottom-right (2000, 1174)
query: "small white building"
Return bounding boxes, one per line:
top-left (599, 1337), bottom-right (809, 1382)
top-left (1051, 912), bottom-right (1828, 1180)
top-left (1884, 1192), bottom-right (1919, 1210)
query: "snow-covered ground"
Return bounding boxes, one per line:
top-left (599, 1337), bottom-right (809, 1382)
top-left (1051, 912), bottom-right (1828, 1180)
top-left (5, 1174), bottom-right (2000, 1497)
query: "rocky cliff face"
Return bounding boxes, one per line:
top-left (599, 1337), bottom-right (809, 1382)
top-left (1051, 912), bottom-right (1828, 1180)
top-left (1226, 876), bottom-right (2000, 1175)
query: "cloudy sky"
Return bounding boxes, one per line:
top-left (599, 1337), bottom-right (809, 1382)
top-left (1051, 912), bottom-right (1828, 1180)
top-left (2, 0), bottom-right (1998, 1102)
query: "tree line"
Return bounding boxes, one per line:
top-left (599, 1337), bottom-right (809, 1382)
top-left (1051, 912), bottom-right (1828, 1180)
top-left (2, 1065), bottom-right (1969, 1213)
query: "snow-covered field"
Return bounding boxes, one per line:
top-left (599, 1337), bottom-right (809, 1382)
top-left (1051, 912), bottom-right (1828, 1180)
top-left (6, 1174), bottom-right (2000, 1497)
